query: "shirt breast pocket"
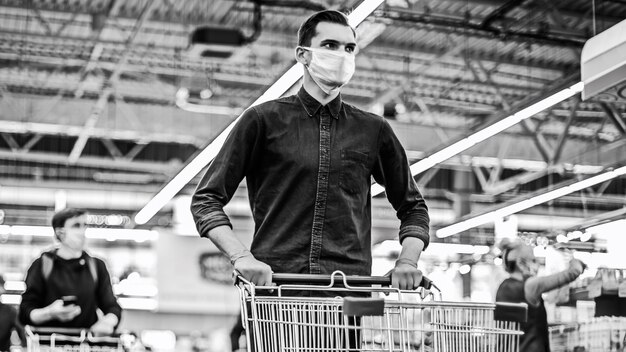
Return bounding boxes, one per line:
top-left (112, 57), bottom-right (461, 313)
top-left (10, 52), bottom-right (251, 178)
top-left (339, 150), bottom-right (370, 195)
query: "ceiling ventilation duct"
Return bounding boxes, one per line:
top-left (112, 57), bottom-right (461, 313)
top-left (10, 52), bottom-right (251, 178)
top-left (581, 19), bottom-right (626, 101)
top-left (187, 1), bottom-right (262, 58)
top-left (187, 27), bottom-right (248, 58)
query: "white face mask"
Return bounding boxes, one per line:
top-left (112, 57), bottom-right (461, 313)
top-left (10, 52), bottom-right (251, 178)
top-left (59, 216), bottom-right (87, 252)
top-left (300, 47), bottom-right (355, 94)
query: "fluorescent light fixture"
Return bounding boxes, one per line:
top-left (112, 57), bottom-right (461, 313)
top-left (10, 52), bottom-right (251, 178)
top-left (136, 0), bottom-right (388, 225)
top-left (11, 225), bottom-right (54, 237)
top-left (118, 297), bottom-right (158, 311)
top-left (4, 280), bottom-right (26, 292)
top-left (86, 228), bottom-right (158, 242)
top-left (348, 0), bottom-right (385, 27)
top-left (0, 294), bottom-right (21, 305)
top-left (436, 165), bottom-right (626, 238)
top-left (371, 82), bottom-right (584, 196)
top-left (114, 280), bottom-right (158, 297)
top-left (2, 225), bottom-right (158, 242)
top-left (176, 99), bottom-right (243, 116)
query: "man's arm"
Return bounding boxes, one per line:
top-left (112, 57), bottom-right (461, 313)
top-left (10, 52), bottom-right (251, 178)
top-left (208, 225), bottom-right (272, 286)
top-left (372, 119), bottom-right (430, 290)
top-left (190, 109), bottom-right (272, 285)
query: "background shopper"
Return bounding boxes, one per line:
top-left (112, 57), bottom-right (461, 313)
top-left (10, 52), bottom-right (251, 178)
top-left (19, 208), bottom-right (122, 335)
top-left (496, 239), bottom-right (585, 352)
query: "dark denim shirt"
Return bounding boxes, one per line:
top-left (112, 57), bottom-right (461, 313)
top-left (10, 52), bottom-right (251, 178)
top-left (191, 87), bottom-right (429, 276)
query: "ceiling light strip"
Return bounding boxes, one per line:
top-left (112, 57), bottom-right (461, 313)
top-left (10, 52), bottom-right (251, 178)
top-left (370, 81), bottom-right (584, 196)
top-left (435, 165), bottom-right (626, 238)
top-left (135, 0), bottom-right (386, 225)
top-left (0, 225), bottom-right (158, 242)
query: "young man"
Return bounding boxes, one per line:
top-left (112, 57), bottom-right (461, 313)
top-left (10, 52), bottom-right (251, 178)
top-left (19, 208), bottom-right (122, 335)
top-left (496, 239), bottom-right (585, 352)
top-left (191, 10), bottom-right (430, 289)
top-left (0, 274), bottom-right (26, 351)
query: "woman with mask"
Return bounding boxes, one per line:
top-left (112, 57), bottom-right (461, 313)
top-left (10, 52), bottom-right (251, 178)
top-left (496, 239), bottom-right (585, 352)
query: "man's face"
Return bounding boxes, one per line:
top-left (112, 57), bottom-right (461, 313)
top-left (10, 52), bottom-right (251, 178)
top-left (299, 21), bottom-right (357, 63)
top-left (58, 215), bottom-right (87, 251)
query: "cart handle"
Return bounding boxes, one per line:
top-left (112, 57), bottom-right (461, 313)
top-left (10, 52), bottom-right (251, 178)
top-left (271, 272), bottom-right (434, 290)
top-left (25, 326), bottom-right (122, 339)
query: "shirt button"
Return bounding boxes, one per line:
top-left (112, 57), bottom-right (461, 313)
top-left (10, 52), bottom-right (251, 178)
top-left (322, 125), bottom-right (328, 130)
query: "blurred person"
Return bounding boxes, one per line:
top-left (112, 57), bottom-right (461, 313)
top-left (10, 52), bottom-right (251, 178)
top-left (19, 208), bottom-right (122, 335)
top-left (496, 239), bottom-right (585, 352)
top-left (191, 9), bottom-right (429, 292)
top-left (0, 274), bottom-right (26, 351)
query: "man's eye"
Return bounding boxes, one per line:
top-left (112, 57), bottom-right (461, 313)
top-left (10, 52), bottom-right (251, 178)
top-left (323, 43), bottom-right (337, 49)
top-left (346, 47), bottom-right (355, 53)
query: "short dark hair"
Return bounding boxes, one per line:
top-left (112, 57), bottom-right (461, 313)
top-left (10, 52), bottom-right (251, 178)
top-left (52, 208), bottom-right (87, 230)
top-left (297, 10), bottom-right (355, 47)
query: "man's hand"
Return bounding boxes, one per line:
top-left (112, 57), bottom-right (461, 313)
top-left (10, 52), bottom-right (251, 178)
top-left (233, 254), bottom-right (273, 286)
top-left (90, 314), bottom-right (117, 336)
top-left (47, 300), bottom-right (81, 322)
top-left (391, 260), bottom-right (423, 290)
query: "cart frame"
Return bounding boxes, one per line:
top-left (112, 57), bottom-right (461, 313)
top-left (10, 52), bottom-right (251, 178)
top-left (25, 326), bottom-right (124, 352)
top-left (236, 270), bottom-right (527, 352)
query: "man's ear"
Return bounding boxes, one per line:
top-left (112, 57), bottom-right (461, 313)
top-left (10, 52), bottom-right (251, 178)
top-left (54, 228), bottom-right (65, 242)
top-left (294, 46), bottom-right (309, 66)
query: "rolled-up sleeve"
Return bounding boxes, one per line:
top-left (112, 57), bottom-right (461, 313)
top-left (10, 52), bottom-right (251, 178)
top-left (372, 119), bottom-right (430, 248)
top-left (191, 108), bottom-right (263, 238)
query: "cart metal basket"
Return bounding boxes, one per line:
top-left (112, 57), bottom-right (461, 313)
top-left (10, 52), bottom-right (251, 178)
top-left (236, 270), bottom-right (527, 352)
top-left (549, 317), bottom-right (626, 352)
top-left (25, 326), bottom-right (125, 352)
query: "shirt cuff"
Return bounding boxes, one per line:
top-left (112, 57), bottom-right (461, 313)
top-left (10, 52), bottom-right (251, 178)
top-left (399, 225), bottom-right (430, 249)
top-left (197, 213), bottom-right (233, 238)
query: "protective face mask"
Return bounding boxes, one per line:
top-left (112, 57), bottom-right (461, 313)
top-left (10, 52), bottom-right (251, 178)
top-left (300, 47), bottom-right (355, 94)
top-left (63, 229), bottom-right (86, 252)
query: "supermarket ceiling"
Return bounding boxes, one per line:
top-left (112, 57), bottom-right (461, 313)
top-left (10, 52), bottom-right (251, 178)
top-left (0, 0), bottom-right (625, 238)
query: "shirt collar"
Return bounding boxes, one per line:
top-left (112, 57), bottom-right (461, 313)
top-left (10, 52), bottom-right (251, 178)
top-left (297, 87), bottom-right (342, 119)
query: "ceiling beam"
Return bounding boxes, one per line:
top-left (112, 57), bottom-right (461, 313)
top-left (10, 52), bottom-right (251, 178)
top-left (0, 120), bottom-right (202, 146)
top-left (482, 138), bottom-right (626, 196)
top-left (0, 149), bottom-right (179, 174)
top-left (68, 0), bottom-right (158, 163)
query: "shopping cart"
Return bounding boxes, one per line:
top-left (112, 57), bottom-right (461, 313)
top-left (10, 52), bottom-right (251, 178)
top-left (25, 326), bottom-right (126, 352)
top-left (549, 317), bottom-right (626, 352)
top-left (235, 270), bottom-right (527, 352)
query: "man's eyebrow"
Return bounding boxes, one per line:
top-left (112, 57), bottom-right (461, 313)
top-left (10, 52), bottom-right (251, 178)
top-left (320, 39), bottom-right (357, 46)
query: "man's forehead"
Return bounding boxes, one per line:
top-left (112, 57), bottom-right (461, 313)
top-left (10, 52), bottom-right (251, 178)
top-left (66, 215), bottom-right (86, 225)
top-left (311, 22), bottom-right (356, 44)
